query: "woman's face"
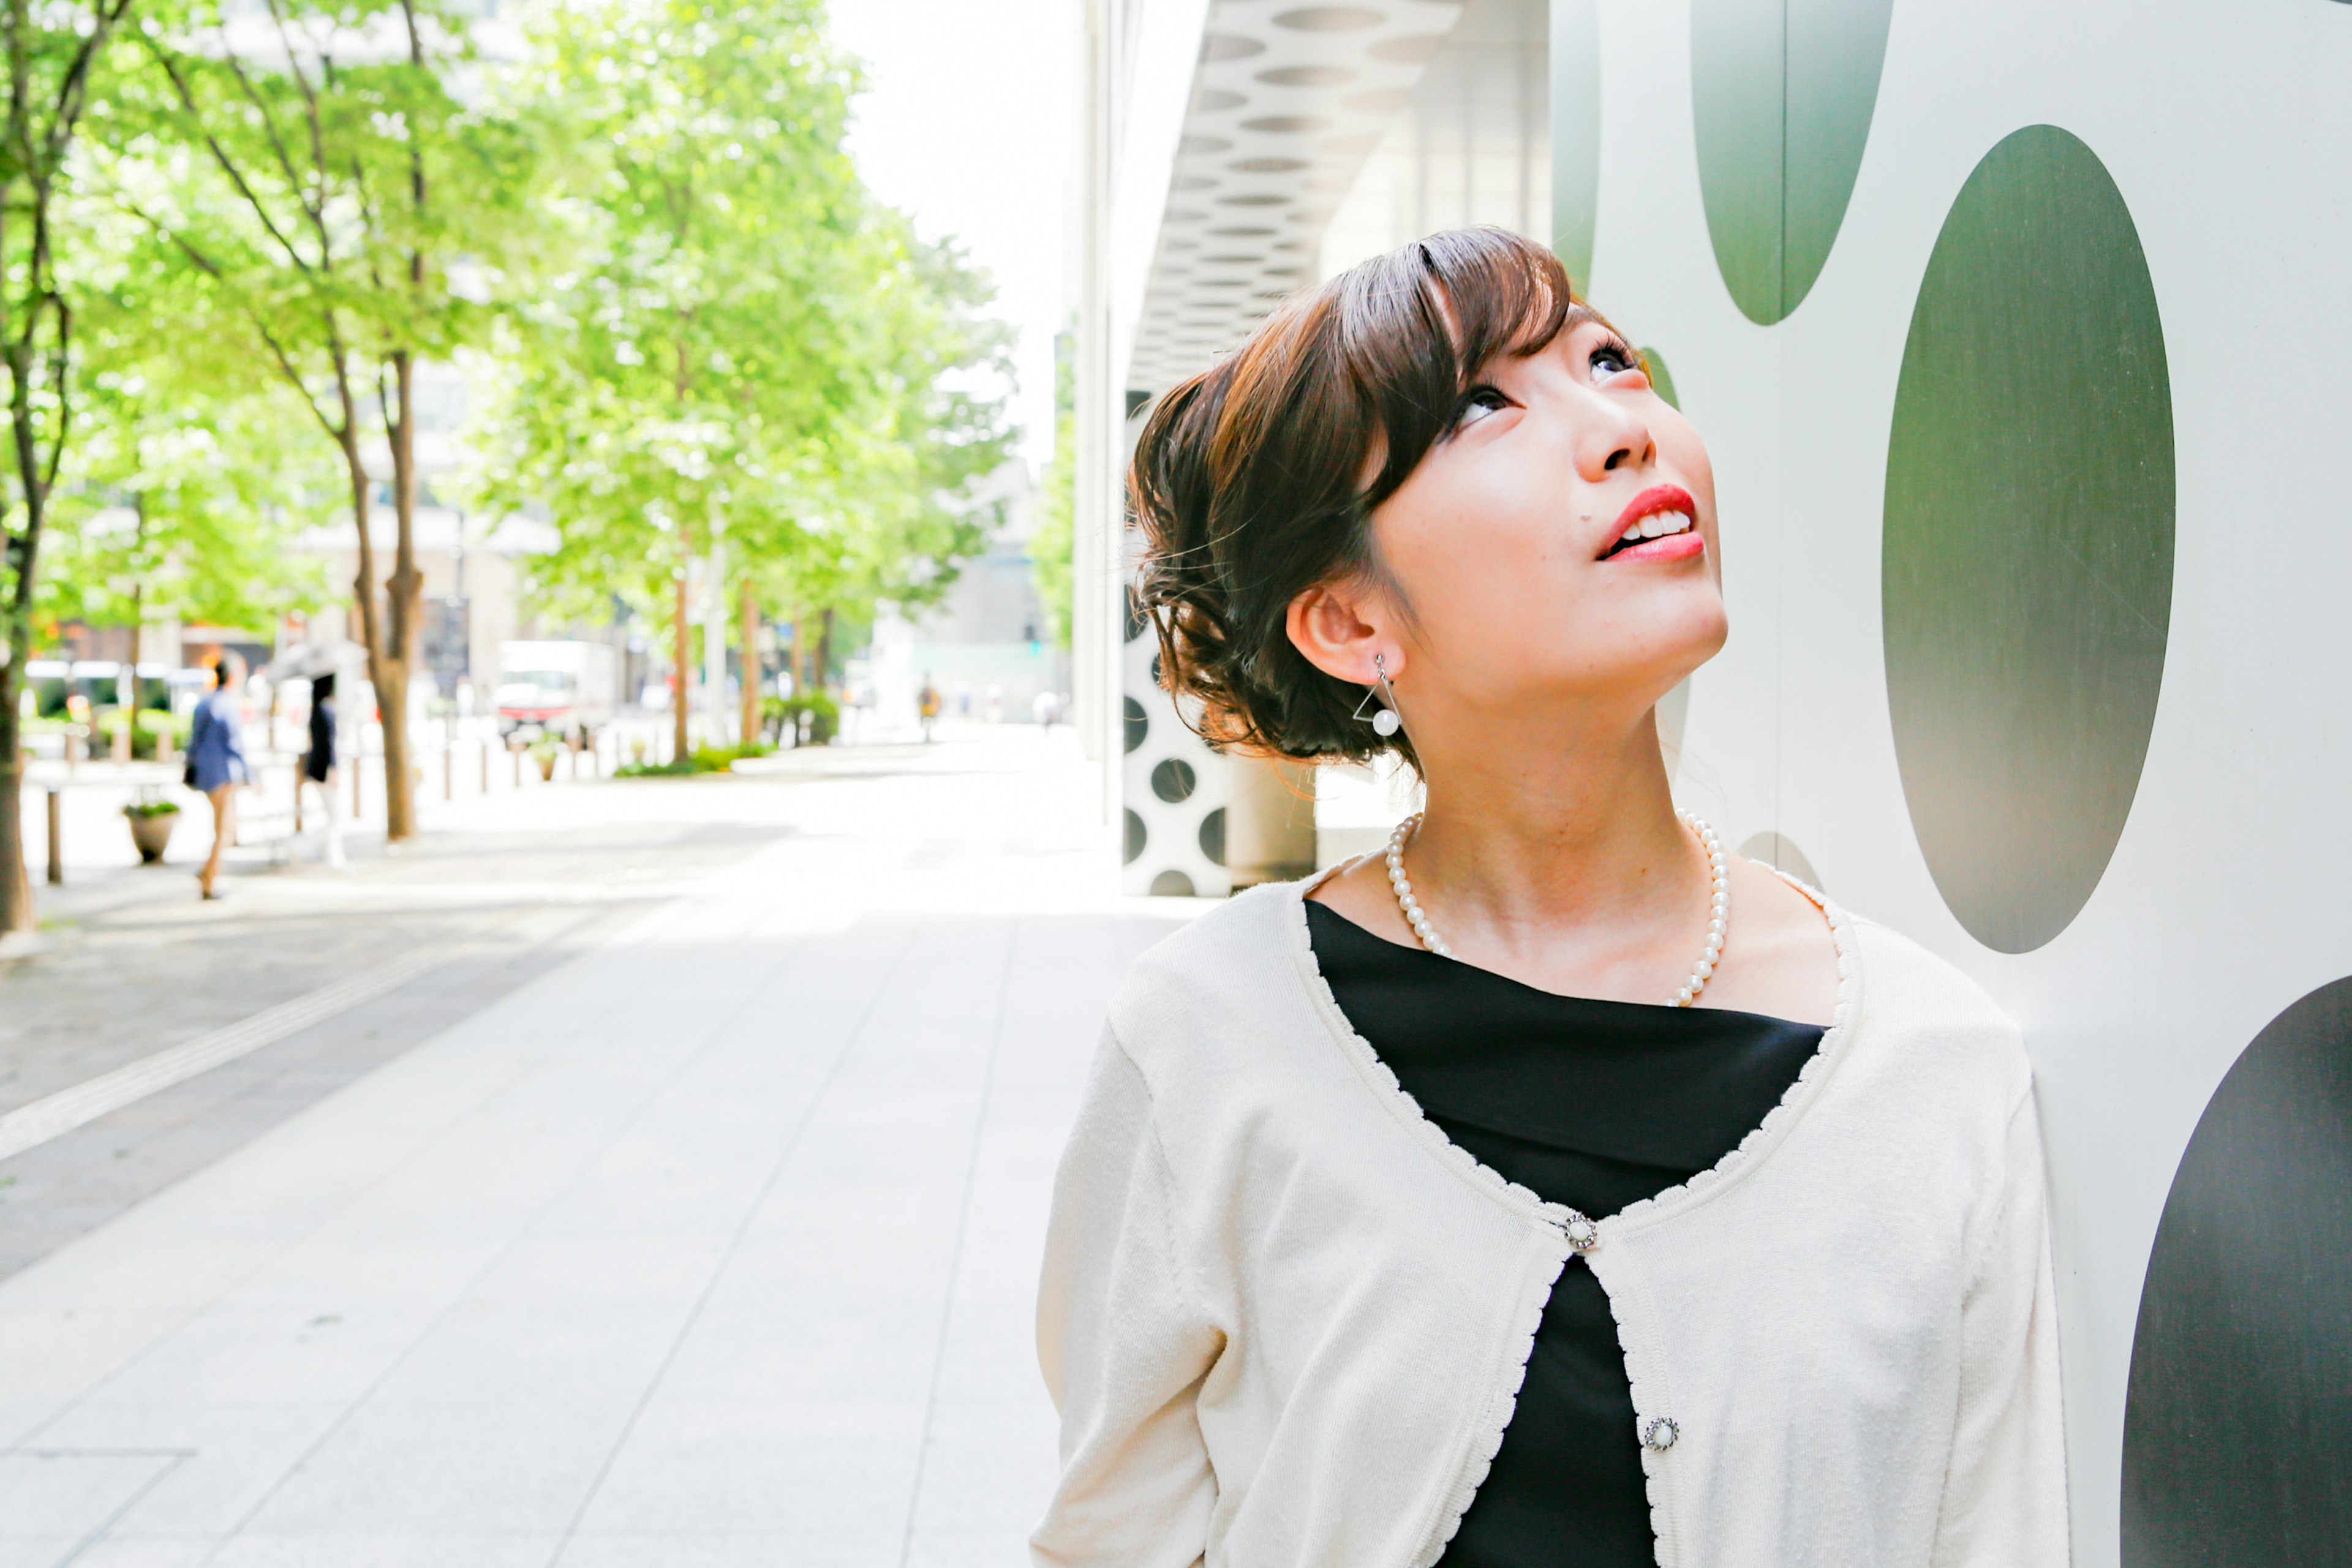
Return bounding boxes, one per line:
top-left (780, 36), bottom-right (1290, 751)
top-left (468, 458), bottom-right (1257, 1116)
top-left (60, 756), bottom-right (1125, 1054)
top-left (1365, 310), bottom-right (1725, 731)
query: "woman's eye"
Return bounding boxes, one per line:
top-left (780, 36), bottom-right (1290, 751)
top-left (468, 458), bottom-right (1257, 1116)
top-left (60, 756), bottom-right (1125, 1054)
top-left (1589, 342), bottom-right (1638, 380)
top-left (1453, 386), bottom-right (1511, 432)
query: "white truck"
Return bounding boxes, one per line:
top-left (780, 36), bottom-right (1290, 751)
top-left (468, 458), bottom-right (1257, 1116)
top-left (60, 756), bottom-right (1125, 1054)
top-left (496, 639), bottom-right (619, 743)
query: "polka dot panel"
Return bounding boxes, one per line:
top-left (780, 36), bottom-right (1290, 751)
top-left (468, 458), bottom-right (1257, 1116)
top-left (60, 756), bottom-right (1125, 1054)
top-left (1124, 578), bottom-right (1231, 898)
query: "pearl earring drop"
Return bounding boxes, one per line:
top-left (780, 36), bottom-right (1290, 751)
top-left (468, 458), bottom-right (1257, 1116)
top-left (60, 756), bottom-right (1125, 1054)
top-left (1352, 653), bottom-right (1404, 737)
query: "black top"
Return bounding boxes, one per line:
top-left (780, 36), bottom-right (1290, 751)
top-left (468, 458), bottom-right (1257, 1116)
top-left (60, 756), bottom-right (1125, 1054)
top-left (1305, 901), bottom-right (1825, 1567)
top-left (304, 697), bottom-right (336, 783)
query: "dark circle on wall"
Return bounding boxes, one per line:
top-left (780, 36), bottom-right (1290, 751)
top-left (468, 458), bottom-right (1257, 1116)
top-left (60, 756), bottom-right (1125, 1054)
top-left (1123, 696), bottom-right (1148, 754)
top-left (1150, 869), bottom-right (1197, 897)
top-left (1199, 807), bottom-right (1227, 866)
top-left (1691, 0), bottom-right (1894, 323)
top-left (1735, 831), bottom-right (1822, 892)
top-left (1148, 652), bottom-right (1163, 686)
top-left (1639, 347), bottom-right (1679, 410)
top-left (1883, 125), bottom-right (2173, 953)
top-left (1150, 757), bottom-right (1197, 804)
top-left (1122, 808), bottom-right (1147, 865)
top-left (2122, 976), bottom-right (2352, 1566)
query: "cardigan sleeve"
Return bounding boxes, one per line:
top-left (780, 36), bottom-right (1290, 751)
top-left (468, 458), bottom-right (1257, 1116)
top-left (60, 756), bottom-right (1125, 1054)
top-left (1933, 1085), bottom-right (2070, 1567)
top-left (1031, 1028), bottom-right (1223, 1568)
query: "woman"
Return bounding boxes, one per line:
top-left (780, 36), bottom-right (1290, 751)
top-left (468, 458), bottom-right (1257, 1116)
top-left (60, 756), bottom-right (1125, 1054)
top-left (1033, 229), bottom-right (2064, 1567)
top-left (187, 656), bottom-right (249, 901)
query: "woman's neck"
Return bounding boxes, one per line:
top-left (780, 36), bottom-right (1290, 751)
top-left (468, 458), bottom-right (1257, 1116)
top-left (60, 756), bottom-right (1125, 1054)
top-left (1406, 706), bottom-right (1698, 956)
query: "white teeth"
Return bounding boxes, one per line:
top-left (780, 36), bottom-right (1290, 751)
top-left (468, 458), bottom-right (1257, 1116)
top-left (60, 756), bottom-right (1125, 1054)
top-left (1613, 510), bottom-right (1693, 551)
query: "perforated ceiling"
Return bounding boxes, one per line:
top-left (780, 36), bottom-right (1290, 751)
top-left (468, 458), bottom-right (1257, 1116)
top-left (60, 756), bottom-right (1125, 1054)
top-left (1126, 0), bottom-right (1467, 395)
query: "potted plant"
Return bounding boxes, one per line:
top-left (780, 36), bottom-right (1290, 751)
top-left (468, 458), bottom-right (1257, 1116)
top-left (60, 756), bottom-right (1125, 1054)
top-left (123, 794), bottom-right (181, 863)
top-left (528, 731), bottom-right (563, 781)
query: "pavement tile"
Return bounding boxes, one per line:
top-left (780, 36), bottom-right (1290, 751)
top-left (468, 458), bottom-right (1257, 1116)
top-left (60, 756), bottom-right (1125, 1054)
top-left (205, 1535), bottom-right (564, 1568)
top-left (77, 1304), bottom-right (439, 1410)
top-left (235, 1393), bottom-right (641, 1537)
top-left (0, 1449), bottom-right (179, 1539)
top-left (904, 1398), bottom-right (1062, 1538)
top-left (569, 1396), bottom-right (927, 1537)
top-left (31, 1403), bottom-right (347, 1537)
top-left (558, 1532), bottom-right (899, 1568)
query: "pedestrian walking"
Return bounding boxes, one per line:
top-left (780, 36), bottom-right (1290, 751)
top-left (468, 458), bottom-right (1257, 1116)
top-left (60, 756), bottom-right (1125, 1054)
top-left (304, 671), bottom-right (347, 870)
top-left (917, 676), bottom-right (940, 742)
top-left (1035, 230), bottom-right (2065, 1566)
top-left (186, 656), bottom-right (250, 902)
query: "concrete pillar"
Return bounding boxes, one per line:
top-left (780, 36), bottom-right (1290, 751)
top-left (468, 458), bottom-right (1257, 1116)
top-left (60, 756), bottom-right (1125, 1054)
top-left (1225, 753), bottom-right (1319, 888)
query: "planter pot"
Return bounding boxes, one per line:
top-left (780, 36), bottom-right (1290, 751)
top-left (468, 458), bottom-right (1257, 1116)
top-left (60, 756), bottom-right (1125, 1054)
top-left (536, 754), bottom-right (557, 782)
top-left (128, 812), bottom-right (178, 864)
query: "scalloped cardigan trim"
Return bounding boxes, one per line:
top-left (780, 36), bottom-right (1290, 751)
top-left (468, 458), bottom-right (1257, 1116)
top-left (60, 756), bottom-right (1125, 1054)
top-left (1031, 878), bottom-right (2069, 1568)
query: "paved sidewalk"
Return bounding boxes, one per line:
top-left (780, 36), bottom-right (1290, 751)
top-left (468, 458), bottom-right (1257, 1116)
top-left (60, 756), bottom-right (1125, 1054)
top-left (0, 730), bottom-right (1191, 1567)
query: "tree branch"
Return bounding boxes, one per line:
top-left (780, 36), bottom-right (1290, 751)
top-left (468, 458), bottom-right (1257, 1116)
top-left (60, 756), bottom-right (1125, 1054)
top-left (143, 40), bottom-right (315, 273)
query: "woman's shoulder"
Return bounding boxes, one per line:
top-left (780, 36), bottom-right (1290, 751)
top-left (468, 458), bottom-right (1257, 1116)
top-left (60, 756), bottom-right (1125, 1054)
top-left (1106, 881), bottom-right (1321, 1067)
top-left (1841, 909), bottom-right (2032, 1101)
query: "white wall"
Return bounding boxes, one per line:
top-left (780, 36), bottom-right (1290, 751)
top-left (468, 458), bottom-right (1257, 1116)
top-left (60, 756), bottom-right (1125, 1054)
top-left (1584, 3), bottom-right (2352, 1562)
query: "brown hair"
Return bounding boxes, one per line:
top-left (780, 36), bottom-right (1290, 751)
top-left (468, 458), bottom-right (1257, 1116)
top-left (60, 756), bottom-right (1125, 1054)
top-left (1130, 226), bottom-right (1580, 764)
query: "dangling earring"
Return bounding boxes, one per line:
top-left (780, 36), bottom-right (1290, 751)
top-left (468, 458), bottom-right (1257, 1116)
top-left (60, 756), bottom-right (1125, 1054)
top-left (1352, 652), bottom-right (1403, 737)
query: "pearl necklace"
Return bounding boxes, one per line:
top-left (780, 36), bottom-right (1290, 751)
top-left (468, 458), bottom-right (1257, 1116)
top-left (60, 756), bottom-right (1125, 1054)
top-left (1383, 810), bottom-right (1731, 1007)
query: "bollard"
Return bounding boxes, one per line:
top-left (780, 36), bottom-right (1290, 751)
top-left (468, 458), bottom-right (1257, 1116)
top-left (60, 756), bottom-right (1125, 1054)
top-left (480, 741), bottom-right (490, 794)
top-left (293, 763), bottom-right (304, 834)
top-left (352, 753), bottom-right (364, 820)
top-left (443, 734), bottom-right (453, 802)
top-left (45, 788), bottom-right (62, 886)
top-left (511, 745), bottom-right (522, 788)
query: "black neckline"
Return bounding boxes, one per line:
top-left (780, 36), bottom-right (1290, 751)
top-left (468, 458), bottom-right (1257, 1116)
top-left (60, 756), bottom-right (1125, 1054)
top-left (1303, 896), bottom-right (1822, 1034)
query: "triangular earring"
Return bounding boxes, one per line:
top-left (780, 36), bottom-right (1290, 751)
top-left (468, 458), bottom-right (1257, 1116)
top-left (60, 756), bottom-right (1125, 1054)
top-left (1352, 653), bottom-right (1403, 737)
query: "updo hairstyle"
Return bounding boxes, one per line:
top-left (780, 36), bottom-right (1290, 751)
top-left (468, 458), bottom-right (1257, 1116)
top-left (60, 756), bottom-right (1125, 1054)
top-left (1129, 226), bottom-right (1579, 764)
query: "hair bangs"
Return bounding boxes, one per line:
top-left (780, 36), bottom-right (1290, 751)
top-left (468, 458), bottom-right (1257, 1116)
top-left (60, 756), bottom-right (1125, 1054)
top-left (1332, 227), bottom-right (1575, 511)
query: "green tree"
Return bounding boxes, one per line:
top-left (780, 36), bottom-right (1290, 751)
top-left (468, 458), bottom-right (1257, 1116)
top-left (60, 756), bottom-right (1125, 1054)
top-left (102, 0), bottom-right (545, 840)
top-left (474, 0), bottom-right (1011, 758)
top-left (0, 0), bottom-right (144, 934)
top-left (39, 270), bottom-right (335, 644)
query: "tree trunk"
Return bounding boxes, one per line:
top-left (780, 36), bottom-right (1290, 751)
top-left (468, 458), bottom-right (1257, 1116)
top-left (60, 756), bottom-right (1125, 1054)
top-left (339, 417), bottom-right (387, 834)
top-left (379, 351), bottom-right (424, 842)
top-left (0, 664), bottom-right (27, 935)
top-left (815, 607), bottom-right (834, 698)
top-left (671, 564), bottom-right (690, 763)
top-left (0, 358), bottom-right (55, 937)
top-left (737, 576), bottom-right (760, 748)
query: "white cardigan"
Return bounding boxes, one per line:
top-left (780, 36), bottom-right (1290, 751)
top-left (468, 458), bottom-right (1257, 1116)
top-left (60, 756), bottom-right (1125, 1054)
top-left (1032, 877), bottom-right (2067, 1568)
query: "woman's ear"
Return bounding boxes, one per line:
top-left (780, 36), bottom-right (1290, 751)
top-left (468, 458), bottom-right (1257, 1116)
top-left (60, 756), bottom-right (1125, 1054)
top-left (1286, 581), bottom-right (1400, 685)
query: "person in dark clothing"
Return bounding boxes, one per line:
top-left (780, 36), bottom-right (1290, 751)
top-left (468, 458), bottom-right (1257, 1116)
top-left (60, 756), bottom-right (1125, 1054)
top-left (304, 671), bottom-right (346, 869)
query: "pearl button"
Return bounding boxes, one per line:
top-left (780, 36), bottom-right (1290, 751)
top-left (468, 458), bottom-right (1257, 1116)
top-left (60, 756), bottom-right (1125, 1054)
top-left (1642, 1417), bottom-right (1679, 1452)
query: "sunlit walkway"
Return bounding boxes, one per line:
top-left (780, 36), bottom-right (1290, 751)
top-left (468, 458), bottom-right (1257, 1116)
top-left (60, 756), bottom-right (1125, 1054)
top-left (0, 729), bottom-right (1184, 1567)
